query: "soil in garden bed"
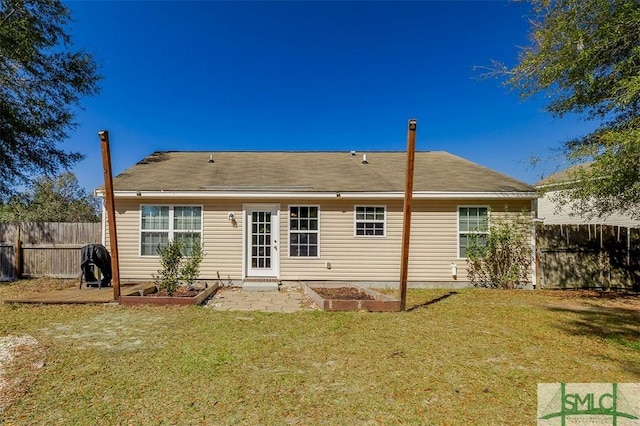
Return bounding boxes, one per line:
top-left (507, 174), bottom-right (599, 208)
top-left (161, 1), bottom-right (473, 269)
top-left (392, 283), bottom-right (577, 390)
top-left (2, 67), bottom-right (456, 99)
top-left (151, 287), bottom-right (202, 297)
top-left (311, 287), bottom-right (376, 301)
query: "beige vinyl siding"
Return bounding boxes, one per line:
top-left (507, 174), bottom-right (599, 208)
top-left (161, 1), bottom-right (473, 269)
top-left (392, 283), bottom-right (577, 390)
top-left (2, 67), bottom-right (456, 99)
top-left (279, 199), bottom-right (532, 282)
top-left (107, 197), bottom-right (532, 283)
top-left (107, 199), bottom-right (245, 281)
top-left (280, 201), bottom-right (401, 281)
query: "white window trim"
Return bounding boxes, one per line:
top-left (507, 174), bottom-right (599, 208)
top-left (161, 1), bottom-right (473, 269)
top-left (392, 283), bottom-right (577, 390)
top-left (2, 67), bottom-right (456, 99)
top-left (354, 205), bottom-right (387, 237)
top-left (287, 205), bottom-right (320, 258)
top-left (139, 204), bottom-right (203, 257)
top-left (457, 205), bottom-right (490, 259)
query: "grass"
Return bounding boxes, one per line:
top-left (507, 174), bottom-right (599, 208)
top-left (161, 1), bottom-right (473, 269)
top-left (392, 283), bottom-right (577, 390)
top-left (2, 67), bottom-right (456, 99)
top-left (1, 279), bottom-right (639, 425)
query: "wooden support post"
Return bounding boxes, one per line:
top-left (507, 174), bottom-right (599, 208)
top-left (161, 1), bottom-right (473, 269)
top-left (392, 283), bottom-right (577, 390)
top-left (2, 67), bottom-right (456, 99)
top-left (99, 130), bottom-right (121, 300)
top-left (399, 119), bottom-right (417, 311)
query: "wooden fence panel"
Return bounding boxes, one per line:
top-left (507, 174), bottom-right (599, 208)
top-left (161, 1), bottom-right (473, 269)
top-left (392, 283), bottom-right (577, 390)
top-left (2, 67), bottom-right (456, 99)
top-left (21, 245), bottom-right (86, 279)
top-left (19, 222), bottom-right (101, 244)
top-left (0, 223), bottom-right (17, 243)
top-left (0, 222), bottom-right (101, 279)
top-left (537, 224), bottom-right (640, 290)
top-left (0, 243), bottom-right (14, 281)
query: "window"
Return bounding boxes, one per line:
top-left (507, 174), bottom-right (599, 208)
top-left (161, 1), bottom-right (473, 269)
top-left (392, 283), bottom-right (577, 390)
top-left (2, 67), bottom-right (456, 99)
top-left (458, 206), bottom-right (488, 258)
top-left (289, 206), bottom-right (319, 257)
top-left (355, 206), bottom-right (385, 236)
top-left (140, 205), bottom-right (202, 256)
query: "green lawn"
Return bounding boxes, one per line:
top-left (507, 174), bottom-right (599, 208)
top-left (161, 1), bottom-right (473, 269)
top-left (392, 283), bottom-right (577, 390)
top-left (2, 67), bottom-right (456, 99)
top-left (1, 279), bottom-right (639, 425)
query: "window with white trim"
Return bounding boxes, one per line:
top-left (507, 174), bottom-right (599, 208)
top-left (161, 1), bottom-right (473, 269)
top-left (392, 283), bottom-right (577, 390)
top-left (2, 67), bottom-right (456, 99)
top-left (355, 206), bottom-right (385, 236)
top-left (140, 205), bottom-right (202, 256)
top-left (458, 206), bottom-right (488, 258)
top-left (289, 206), bottom-right (319, 257)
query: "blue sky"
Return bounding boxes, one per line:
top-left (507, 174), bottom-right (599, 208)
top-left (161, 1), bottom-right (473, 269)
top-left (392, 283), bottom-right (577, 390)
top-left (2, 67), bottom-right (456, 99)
top-left (63, 0), bottom-right (596, 192)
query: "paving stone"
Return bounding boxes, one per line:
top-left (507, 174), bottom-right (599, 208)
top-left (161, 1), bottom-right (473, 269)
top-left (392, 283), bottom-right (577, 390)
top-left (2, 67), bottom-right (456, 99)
top-left (204, 287), bottom-right (317, 312)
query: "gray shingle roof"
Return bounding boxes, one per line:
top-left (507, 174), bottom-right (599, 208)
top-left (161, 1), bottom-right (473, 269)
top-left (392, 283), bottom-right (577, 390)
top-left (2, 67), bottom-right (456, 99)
top-left (534, 163), bottom-right (591, 187)
top-left (112, 151), bottom-right (535, 193)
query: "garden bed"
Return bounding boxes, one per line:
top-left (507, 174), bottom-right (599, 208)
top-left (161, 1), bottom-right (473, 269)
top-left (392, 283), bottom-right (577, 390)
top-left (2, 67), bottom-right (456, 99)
top-left (302, 282), bottom-right (400, 312)
top-left (119, 283), bottom-right (219, 306)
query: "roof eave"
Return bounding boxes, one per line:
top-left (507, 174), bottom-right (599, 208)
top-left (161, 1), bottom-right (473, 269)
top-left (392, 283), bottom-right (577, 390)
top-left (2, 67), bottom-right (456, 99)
top-left (96, 190), bottom-right (539, 200)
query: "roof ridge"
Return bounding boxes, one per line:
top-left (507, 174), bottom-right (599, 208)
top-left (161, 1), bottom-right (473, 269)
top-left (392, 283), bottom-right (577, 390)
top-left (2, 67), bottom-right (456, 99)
top-left (154, 150), bottom-right (440, 153)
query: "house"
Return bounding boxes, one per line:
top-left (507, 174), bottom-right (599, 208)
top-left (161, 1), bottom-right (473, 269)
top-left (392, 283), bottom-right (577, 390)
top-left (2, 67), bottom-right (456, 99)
top-left (98, 151), bottom-right (538, 289)
top-left (535, 164), bottom-right (640, 228)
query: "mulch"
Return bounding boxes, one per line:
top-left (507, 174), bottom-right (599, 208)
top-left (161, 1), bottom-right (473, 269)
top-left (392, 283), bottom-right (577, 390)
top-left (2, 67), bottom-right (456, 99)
top-left (311, 287), bottom-right (375, 301)
top-left (153, 287), bottom-right (202, 297)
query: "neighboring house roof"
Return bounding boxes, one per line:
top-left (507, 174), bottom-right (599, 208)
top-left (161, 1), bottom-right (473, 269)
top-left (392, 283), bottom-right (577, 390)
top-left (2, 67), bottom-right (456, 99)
top-left (109, 151), bottom-right (536, 197)
top-left (534, 163), bottom-right (591, 188)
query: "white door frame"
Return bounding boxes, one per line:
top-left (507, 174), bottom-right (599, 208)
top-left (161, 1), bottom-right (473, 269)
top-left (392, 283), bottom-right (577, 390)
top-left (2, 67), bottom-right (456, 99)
top-left (243, 204), bottom-right (280, 278)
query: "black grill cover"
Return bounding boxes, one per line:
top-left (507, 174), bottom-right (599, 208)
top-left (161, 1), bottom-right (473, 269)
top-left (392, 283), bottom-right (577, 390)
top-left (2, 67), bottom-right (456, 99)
top-left (81, 244), bottom-right (112, 287)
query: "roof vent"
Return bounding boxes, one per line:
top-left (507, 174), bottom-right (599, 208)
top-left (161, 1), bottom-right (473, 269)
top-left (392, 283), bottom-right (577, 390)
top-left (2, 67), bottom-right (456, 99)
top-left (350, 150), bottom-right (356, 156)
top-left (362, 154), bottom-right (368, 164)
top-left (208, 154), bottom-right (214, 163)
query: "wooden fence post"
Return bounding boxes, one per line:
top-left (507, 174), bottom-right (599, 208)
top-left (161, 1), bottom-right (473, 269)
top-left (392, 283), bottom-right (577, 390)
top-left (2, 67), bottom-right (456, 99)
top-left (14, 239), bottom-right (21, 280)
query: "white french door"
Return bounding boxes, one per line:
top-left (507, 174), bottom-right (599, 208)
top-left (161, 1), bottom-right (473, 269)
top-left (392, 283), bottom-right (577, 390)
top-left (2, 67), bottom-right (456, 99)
top-left (245, 205), bottom-right (280, 278)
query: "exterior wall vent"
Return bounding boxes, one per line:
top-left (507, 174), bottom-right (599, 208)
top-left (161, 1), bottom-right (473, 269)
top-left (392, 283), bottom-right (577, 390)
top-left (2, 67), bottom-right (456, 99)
top-left (208, 154), bottom-right (214, 163)
top-left (350, 150), bottom-right (356, 156)
top-left (362, 154), bottom-right (368, 164)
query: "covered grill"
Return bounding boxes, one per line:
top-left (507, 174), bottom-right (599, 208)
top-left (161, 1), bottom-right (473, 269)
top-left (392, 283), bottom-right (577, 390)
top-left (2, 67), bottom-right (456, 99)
top-left (79, 244), bottom-right (112, 288)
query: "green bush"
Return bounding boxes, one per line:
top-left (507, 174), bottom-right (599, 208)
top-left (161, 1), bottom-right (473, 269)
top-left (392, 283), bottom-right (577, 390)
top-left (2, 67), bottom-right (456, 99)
top-left (466, 210), bottom-right (532, 289)
top-left (181, 242), bottom-right (203, 288)
top-left (153, 240), bottom-right (204, 295)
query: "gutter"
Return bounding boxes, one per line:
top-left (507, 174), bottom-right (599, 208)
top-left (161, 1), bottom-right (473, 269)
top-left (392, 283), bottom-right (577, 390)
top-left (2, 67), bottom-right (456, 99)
top-left (95, 190), bottom-right (539, 200)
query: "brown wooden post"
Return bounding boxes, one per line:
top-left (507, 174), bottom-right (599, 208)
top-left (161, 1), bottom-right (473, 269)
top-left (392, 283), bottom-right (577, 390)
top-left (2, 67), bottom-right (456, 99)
top-left (399, 119), bottom-right (417, 311)
top-left (99, 130), bottom-right (121, 300)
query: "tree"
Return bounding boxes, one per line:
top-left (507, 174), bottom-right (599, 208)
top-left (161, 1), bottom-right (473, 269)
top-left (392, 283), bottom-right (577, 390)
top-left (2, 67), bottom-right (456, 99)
top-left (505, 0), bottom-right (640, 219)
top-left (0, 172), bottom-right (100, 222)
top-left (0, 0), bottom-right (100, 197)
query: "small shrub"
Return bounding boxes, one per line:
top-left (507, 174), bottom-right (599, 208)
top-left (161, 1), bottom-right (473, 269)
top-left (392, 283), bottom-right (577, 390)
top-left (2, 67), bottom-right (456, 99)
top-left (153, 240), bottom-right (204, 295)
top-left (181, 241), bottom-right (204, 289)
top-left (154, 240), bottom-right (183, 295)
top-left (466, 210), bottom-right (532, 289)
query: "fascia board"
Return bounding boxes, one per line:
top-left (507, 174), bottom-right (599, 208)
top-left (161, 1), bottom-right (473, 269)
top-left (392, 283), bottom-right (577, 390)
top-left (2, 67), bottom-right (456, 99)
top-left (96, 190), bottom-right (539, 200)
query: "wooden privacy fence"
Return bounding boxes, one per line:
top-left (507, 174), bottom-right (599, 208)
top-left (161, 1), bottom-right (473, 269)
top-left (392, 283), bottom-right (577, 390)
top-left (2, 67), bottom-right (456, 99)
top-left (537, 224), bottom-right (640, 290)
top-left (0, 222), bottom-right (101, 280)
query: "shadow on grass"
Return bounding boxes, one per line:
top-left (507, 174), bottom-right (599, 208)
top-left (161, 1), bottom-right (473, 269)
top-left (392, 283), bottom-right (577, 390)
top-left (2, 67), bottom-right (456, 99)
top-left (406, 291), bottom-right (459, 312)
top-left (544, 290), bottom-right (640, 301)
top-left (546, 304), bottom-right (640, 374)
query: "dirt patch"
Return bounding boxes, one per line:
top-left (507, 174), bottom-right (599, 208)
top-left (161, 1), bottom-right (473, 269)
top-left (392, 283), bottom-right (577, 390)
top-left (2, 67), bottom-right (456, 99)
top-left (0, 278), bottom-right (76, 301)
top-left (311, 287), bottom-right (376, 301)
top-left (124, 282), bottom-right (211, 297)
top-left (153, 287), bottom-right (201, 297)
top-left (0, 335), bottom-right (45, 414)
top-left (41, 311), bottom-right (168, 351)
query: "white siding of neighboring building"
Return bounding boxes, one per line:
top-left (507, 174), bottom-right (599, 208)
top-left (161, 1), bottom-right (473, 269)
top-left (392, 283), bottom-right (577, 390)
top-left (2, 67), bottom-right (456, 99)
top-left (538, 191), bottom-right (640, 227)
